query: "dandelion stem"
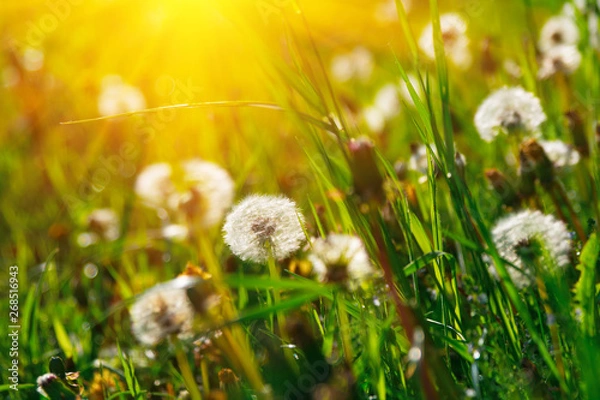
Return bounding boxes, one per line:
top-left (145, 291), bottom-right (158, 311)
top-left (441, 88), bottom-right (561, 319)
top-left (173, 336), bottom-right (203, 400)
top-left (336, 292), bottom-right (354, 365)
top-left (553, 182), bottom-right (587, 242)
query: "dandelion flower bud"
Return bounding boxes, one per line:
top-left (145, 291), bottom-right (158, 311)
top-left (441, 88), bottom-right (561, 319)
top-left (129, 276), bottom-right (198, 346)
top-left (308, 234), bottom-right (375, 291)
top-left (97, 75), bottom-right (146, 117)
top-left (223, 195), bottom-right (306, 263)
top-left (419, 13), bottom-right (472, 70)
top-left (488, 210), bottom-right (572, 289)
top-left (474, 86), bottom-right (546, 142)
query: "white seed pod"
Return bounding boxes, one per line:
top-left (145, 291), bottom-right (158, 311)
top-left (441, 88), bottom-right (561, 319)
top-left (223, 195), bottom-right (306, 263)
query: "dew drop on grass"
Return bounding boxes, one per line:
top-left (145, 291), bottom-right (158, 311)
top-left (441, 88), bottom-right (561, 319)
top-left (83, 263), bottom-right (98, 279)
top-left (473, 349), bottom-right (481, 360)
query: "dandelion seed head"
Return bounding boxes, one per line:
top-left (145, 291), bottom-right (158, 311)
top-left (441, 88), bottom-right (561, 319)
top-left (161, 224), bottom-right (189, 241)
top-left (362, 106), bottom-right (386, 134)
top-left (135, 159), bottom-right (234, 229)
top-left (419, 13), bottom-right (472, 70)
top-left (177, 159), bottom-right (235, 228)
top-left (129, 277), bottom-right (196, 346)
top-left (474, 87), bottom-right (546, 142)
top-left (98, 75), bottom-right (146, 117)
top-left (374, 83), bottom-right (401, 119)
top-left (135, 163), bottom-right (175, 210)
top-left (489, 210), bottom-right (572, 289)
top-left (330, 47), bottom-right (374, 83)
top-left (539, 140), bottom-right (580, 168)
top-left (539, 15), bottom-right (579, 52)
top-left (309, 234), bottom-right (375, 291)
top-left (537, 45), bottom-right (582, 79)
top-left (223, 195), bottom-right (306, 263)
top-left (87, 208), bottom-right (120, 241)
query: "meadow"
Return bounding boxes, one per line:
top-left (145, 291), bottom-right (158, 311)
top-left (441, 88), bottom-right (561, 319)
top-left (1, 0), bottom-right (599, 399)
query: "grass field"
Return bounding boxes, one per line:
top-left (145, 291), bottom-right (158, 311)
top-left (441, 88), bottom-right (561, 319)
top-left (1, 0), bottom-right (599, 399)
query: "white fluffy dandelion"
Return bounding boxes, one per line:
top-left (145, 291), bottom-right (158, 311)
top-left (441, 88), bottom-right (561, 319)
top-left (308, 234), bottom-right (375, 291)
top-left (129, 277), bottom-right (197, 346)
top-left (361, 83), bottom-right (401, 134)
top-left (175, 159), bottom-right (235, 229)
top-left (374, 83), bottom-right (401, 119)
top-left (474, 86), bottom-right (547, 142)
top-left (223, 195), bottom-right (306, 263)
top-left (539, 140), bottom-right (581, 168)
top-left (330, 47), bottom-right (374, 83)
top-left (135, 162), bottom-right (175, 210)
top-left (489, 210), bottom-right (572, 289)
top-left (362, 106), bottom-right (386, 134)
top-left (87, 208), bottom-right (120, 241)
top-left (134, 159), bottom-right (234, 229)
top-left (98, 75), bottom-right (146, 117)
top-left (538, 15), bottom-right (580, 52)
top-left (537, 45), bottom-right (582, 79)
top-left (419, 13), bottom-right (472, 70)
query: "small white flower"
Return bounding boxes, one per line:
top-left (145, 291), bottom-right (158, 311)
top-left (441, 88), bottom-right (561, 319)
top-left (538, 15), bottom-right (580, 52)
top-left (474, 86), bottom-right (546, 142)
top-left (488, 210), bottom-right (572, 289)
top-left (330, 47), bottom-right (374, 83)
top-left (129, 277), bottom-right (197, 346)
top-left (87, 208), bottom-right (120, 241)
top-left (37, 373), bottom-right (59, 398)
top-left (308, 234), bottom-right (375, 291)
top-left (223, 195), bottom-right (306, 263)
top-left (419, 13), bottom-right (472, 70)
top-left (537, 45), bottom-right (582, 79)
top-left (98, 75), bottom-right (146, 117)
top-left (539, 140), bottom-right (580, 168)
